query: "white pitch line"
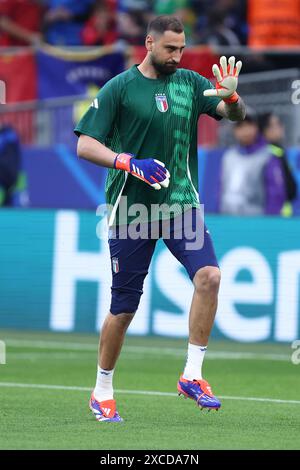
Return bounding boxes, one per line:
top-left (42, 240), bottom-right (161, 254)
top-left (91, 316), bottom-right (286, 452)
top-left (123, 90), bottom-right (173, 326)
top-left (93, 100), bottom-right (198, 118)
top-left (6, 353), bottom-right (92, 360)
top-left (0, 382), bottom-right (299, 405)
top-left (5, 339), bottom-right (96, 351)
top-left (0, 382), bottom-right (90, 392)
top-left (3, 339), bottom-right (291, 362)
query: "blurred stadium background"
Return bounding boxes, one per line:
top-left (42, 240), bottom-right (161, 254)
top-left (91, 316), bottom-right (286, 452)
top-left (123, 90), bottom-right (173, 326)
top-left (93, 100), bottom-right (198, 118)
top-left (0, 0), bottom-right (300, 450)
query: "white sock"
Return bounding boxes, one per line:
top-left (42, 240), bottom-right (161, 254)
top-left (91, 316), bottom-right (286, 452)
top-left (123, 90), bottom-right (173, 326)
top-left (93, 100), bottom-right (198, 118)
top-left (94, 366), bottom-right (114, 402)
top-left (182, 343), bottom-right (207, 381)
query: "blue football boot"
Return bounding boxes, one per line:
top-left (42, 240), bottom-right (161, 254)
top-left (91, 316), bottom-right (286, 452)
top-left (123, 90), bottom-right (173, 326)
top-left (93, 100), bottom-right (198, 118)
top-left (177, 375), bottom-right (221, 411)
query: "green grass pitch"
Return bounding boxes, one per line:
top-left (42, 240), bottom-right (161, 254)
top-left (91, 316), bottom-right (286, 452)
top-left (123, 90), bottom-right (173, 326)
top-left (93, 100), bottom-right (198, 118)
top-left (0, 330), bottom-right (299, 450)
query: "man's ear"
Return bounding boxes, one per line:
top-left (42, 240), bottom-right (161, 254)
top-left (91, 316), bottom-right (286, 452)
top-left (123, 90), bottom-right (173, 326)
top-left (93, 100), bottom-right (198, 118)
top-left (145, 34), bottom-right (154, 52)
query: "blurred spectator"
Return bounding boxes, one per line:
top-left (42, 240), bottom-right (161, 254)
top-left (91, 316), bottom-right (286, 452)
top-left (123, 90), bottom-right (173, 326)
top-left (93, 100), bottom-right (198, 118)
top-left (117, 0), bottom-right (150, 11)
top-left (198, 5), bottom-right (241, 47)
top-left (43, 0), bottom-right (94, 46)
top-left (116, 1), bottom-right (152, 46)
top-left (0, 124), bottom-right (26, 207)
top-left (0, 0), bottom-right (44, 46)
top-left (259, 112), bottom-right (297, 216)
top-left (193, 0), bottom-right (247, 46)
top-left (216, 0), bottom-right (247, 44)
top-left (153, 1), bottom-right (196, 44)
top-left (219, 108), bottom-right (286, 215)
top-left (154, 0), bottom-right (188, 15)
top-left (82, 0), bottom-right (118, 46)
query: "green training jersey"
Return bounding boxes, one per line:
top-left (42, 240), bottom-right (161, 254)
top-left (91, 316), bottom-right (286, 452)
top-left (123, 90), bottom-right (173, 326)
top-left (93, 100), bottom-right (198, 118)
top-left (74, 65), bottom-right (221, 225)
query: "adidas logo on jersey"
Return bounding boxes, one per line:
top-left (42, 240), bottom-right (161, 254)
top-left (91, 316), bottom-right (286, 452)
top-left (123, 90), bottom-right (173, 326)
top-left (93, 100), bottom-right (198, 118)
top-left (90, 98), bottom-right (99, 109)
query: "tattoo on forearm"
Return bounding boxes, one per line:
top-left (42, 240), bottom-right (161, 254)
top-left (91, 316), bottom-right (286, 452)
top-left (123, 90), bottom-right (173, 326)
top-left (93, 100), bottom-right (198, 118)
top-left (224, 96), bottom-right (246, 121)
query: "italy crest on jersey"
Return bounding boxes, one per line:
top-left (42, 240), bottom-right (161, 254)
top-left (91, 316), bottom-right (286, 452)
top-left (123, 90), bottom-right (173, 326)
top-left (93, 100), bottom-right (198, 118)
top-left (155, 94), bottom-right (168, 113)
top-left (112, 257), bottom-right (119, 273)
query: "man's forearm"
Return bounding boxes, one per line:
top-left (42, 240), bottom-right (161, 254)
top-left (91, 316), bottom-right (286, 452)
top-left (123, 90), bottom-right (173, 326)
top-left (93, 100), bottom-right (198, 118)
top-left (216, 97), bottom-right (246, 122)
top-left (77, 134), bottom-right (117, 168)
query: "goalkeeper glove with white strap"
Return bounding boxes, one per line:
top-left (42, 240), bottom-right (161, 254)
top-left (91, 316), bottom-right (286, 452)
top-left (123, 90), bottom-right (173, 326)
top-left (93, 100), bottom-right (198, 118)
top-left (114, 153), bottom-right (170, 190)
top-left (203, 55), bottom-right (242, 104)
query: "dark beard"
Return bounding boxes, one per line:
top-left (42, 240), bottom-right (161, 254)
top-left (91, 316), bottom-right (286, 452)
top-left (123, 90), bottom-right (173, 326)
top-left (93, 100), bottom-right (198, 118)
top-left (150, 56), bottom-right (178, 76)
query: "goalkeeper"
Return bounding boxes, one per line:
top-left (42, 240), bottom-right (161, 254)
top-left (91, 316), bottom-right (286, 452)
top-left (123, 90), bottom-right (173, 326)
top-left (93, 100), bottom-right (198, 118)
top-left (75, 15), bottom-right (245, 422)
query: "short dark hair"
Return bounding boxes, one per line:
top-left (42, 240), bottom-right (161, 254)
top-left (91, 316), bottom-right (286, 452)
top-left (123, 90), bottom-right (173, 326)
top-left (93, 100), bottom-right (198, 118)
top-left (258, 112), bottom-right (281, 133)
top-left (147, 15), bottom-right (184, 35)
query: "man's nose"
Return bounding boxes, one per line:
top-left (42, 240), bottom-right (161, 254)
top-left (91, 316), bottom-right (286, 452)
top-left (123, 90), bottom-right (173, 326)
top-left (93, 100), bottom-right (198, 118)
top-left (172, 50), bottom-right (182, 62)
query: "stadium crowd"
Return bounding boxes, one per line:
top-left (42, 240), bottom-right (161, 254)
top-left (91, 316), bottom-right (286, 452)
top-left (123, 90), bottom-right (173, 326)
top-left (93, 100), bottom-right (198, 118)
top-left (0, 0), bottom-right (299, 48)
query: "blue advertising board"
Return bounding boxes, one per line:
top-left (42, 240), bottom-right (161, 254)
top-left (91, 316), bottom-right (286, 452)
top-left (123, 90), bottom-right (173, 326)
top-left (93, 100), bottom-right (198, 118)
top-left (0, 209), bottom-right (299, 342)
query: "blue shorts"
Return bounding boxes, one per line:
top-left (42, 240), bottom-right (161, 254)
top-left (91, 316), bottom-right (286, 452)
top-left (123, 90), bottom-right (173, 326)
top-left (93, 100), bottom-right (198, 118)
top-left (108, 208), bottom-right (219, 315)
